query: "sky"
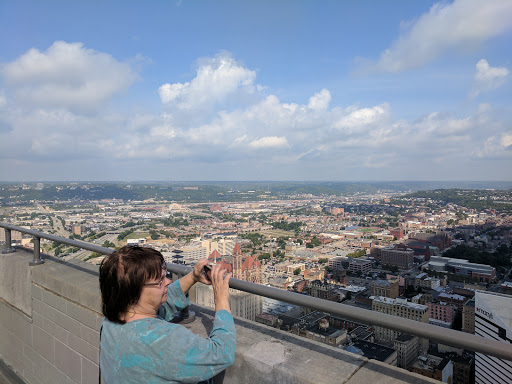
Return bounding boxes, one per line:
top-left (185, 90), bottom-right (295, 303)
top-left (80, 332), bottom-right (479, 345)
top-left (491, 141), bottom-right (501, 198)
top-left (0, 0), bottom-right (511, 182)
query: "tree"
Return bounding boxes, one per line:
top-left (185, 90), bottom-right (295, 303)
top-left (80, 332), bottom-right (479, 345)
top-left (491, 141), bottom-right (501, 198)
top-left (293, 268), bottom-right (301, 275)
top-left (102, 240), bottom-right (115, 248)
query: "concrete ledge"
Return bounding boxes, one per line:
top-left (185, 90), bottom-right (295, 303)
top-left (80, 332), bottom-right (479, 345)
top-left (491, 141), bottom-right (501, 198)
top-left (185, 305), bottom-right (439, 384)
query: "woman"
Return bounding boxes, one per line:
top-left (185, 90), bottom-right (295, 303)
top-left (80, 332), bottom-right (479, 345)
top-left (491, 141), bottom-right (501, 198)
top-left (99, 246), bottom-right (235, 383)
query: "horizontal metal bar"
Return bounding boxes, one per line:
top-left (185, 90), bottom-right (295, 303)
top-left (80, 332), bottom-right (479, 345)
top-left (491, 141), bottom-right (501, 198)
top-left (0, 223), bottom-right (114, 256)
top-left (2, 222), bottom-right (512, 361)
top-left (166, 264), bottom-right (512, 362)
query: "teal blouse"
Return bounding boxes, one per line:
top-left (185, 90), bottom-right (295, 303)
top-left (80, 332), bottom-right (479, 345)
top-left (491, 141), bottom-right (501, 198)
top-left (100, 280), bottom-right (236, 383)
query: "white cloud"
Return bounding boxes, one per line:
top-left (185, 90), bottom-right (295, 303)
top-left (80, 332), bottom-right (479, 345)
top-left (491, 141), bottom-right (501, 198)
top-left (359, 0), bottom-right (512, 73)
top-left (470, 59), bottom-right (509, 97)
top-left (249, 136), bottom-right (289, 149)
top-left (473, 132), bottom-right (512, 158)
top-left (308, 89), bottom-right (331, 111)
top-left (333, 104), bottom-right (389, 134)
top-left (1, 41), bottom-right (137, 112)
top-left (1, 48), bottom-right (510, 180)
top-left (158, 52), bottom-right (256, 110)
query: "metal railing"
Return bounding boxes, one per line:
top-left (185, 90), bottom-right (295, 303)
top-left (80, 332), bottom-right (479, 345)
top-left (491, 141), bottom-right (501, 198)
top-left (2, 222), bottom-right (512, 362)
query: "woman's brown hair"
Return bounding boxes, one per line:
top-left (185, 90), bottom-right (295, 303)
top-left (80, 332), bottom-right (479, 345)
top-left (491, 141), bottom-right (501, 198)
top-left (99, 246), bottom-right (164, 324)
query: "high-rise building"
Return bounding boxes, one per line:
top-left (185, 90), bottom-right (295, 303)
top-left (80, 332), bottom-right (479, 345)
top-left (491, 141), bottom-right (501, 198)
top-left (371, 296), bottom-right (429, 352)
top-left (201, 238), bottom-right (236, 256)
top-left (393, 334), bottom-right (419, 369)
top-left (174, 245), bottom-right (207, 264)
top-left (474, 291), bottom-right (512, 384)
top-left (462, 298), bottom-right (475, 334)
top-left (195, 284), bottom-right (263, 321)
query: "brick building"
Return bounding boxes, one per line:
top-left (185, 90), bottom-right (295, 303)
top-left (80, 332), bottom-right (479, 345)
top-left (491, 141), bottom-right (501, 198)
top-left (371, 279), bottom-right (399, 299)
top-left (427, 302), bottom-right (457, 328)
top-left (380, 245), bottom-right (414, 269)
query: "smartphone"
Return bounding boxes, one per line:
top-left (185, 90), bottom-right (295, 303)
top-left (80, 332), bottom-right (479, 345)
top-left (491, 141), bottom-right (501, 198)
top-left (202, 264), bottom-right (213, 282)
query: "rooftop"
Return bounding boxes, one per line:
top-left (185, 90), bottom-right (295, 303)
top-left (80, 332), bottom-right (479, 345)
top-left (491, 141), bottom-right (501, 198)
top-left (371, 296), bottom-right (429, 311)
top-left (351, 341), bottom-right (396, 363)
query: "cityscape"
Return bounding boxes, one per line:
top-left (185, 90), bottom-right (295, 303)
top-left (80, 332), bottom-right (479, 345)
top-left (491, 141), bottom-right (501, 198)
top-left (1, 181), bottom-right (511, 383)
top-left (1, 0), bottom-right (512, 383)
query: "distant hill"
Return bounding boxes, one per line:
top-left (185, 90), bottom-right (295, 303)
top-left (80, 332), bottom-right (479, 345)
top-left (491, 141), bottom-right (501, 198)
top-left (1, 181), bottom-right (511, 205)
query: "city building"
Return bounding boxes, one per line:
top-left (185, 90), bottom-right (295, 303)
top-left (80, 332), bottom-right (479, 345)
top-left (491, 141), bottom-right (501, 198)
top-left (414, 272), bottom-right (441, 290)
top-left (409, 231), bottom-right (452, 252)
top-left (427, 302), bottom-right (456, 328)
top-left (379, 245), bottom-right (414, 269)
top-left (232, 243), bottom-right (263, 284)
top-left (371, 296), bottom-right (429, 351)
top-left (195, 284), bottom-right (263, 322)
top-left (308, 280), bottom-right (340, 302)
top-left (293, 318), bottom-right (347, 347)
top-left (126, 238), bottom-right (147, 246)
top-left (474, 291), bottom-right (512, 384)
top-left (349, 340), bottom-right (397, 366)
top-left (328, 256), bottom-right (348, 271)
top-left (462, 298), bottom-right (475, 334)
top-left (371, 279), bottom-right (399, 299)
top-left (72, 225), bottom-right (82, 236)
top-left (500, 281), bottom-right (512, 295)
top-left (201, 238), bottom-right (236, 256)
top-left (410, 355), bottom-right (453, 383)
top-left (175, 245), bottom-right (207, 264)
top-left (348, 258), bottom-right (372, 275)
top-left (451, 355), bottom-right (475, 384)
top-left (437, 292), bottom-right (467, 312)
top-left (389, 228), bottom-right (404, 240)
top-left (329, 207), bottom-right (344, 216)
top-left (393, 334), bottom-right (419, 369)
top-left (428, 256), bottom-right (496, 283)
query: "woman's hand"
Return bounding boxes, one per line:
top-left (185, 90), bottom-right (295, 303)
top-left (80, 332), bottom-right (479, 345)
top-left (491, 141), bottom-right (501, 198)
top-left (210, 263), bottom-right (231, 313)
top-left (192, 259), bottom-right (212, 285)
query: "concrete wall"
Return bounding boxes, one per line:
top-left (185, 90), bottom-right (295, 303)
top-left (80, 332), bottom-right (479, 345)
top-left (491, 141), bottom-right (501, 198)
top-left (0, 250), bottom-right (102, 384)
top-left (0, 248), bottom-right (440, 384)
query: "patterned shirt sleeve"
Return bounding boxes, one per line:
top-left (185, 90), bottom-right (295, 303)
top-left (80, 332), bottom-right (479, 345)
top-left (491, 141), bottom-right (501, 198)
top-left (157, 279), bottom-right (191, 321)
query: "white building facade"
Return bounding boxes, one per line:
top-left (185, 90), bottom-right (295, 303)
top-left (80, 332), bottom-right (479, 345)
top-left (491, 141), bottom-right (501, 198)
top-left (474, 291), bottom-right (512, 384)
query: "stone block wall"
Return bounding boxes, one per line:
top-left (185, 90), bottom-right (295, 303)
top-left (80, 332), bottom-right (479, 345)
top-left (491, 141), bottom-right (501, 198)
top-left (0, 250), bottom-right (102, 384)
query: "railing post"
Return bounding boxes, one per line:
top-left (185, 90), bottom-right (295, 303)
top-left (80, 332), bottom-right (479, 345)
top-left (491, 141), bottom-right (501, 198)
top-left (171, 306), bottom-right (196, 324)
top-left (29, 236), bottom-right (44, 266)
top-left (2, 228), bottom-right (16, 254)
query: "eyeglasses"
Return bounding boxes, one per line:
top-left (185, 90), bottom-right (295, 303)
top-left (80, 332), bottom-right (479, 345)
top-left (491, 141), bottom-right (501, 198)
top-left (144, 262), bottom-right (168, 288)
